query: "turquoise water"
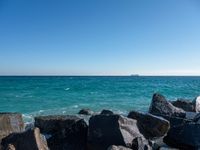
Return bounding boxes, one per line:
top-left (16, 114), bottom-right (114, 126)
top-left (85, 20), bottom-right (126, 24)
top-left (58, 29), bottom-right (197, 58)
top-left (0, 76), bottom-right (200, 122)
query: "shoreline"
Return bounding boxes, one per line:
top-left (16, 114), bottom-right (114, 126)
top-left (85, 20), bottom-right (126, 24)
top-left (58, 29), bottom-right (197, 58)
top-left (1, 93), bottom-right (200, 149)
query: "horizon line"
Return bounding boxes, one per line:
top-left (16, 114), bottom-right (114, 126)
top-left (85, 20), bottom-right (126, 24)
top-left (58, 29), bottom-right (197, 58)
top-left (1, 74), bottom-right (200, 77)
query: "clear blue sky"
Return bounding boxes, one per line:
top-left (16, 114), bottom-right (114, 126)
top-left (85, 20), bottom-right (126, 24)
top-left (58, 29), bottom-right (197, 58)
top-left (0, 0), bottom-right (200, 75)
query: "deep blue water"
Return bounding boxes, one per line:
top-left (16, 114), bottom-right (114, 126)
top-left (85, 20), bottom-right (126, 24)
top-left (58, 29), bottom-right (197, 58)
top-left (0, 76), bottom-right (200, 122)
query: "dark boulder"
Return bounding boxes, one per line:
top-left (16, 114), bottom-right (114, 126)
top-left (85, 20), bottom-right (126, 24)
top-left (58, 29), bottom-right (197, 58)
top-left (128, 111), bottom-right (170, 139)
top-left (0, 113), bottom-right (24, 142)
top-left (193, 113), bottom-right (200, 122)
top-left (87, 114), bottom-right (147, 150)
top-left (1, 128), bottom-right (48, 150)
top-left (78, 108), bottom-right (93, 115)
top-left (100, 109), bottom-right (114, 115)
top-left (164, 122), bottom-right (200, 149)
top-left (171, 99), bottom-right (194, 112)
top-left (149, 93), bottom-right (186, 118)
top-left (107, 145), bottom-right (132, 150)
top-left (35, 115), bottom-right (88, 150)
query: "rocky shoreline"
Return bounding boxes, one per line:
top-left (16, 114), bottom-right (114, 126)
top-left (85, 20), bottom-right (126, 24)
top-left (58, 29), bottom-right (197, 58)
top-left (1, 93), bottom-right (200, 150)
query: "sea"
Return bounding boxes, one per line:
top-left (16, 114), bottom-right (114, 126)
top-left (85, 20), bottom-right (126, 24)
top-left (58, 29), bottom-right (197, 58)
top-left (0, 76), bottom-right (200, 123)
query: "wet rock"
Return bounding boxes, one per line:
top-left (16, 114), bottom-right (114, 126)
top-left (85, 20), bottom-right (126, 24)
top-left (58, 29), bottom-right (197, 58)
top-left (0, 113), bottom-right (24, 141)
top-left (163, 122), bottom-right (200, 149)
top-left (78, 108), bottom-right (93, 115)
top-left (87, 114), bottom-right (146, 150)
top-left (100, 109), bottom-right (114, 115)
top-left (1, 128), bottom-right (48, 150)
top-left (149, 93), bottom-right (186, 118)
top-left (128, 111), bottom-right (170, 139)
top-left (193, 96), bottom-right (200, 112)
top-left (171, 99), bottom-right (194, 112)
top-left (35, 115), bottom-right (88, 150)
top-left (107, 145), bottom-right (132, 150)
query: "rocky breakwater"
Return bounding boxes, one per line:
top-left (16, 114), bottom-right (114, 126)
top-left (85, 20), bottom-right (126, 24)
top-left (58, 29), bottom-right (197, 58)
top-left (1, 93), bottom-right (200, 150)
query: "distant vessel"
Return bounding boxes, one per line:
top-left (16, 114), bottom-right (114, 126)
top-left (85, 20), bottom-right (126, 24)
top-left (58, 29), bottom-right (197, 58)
top-left (130, 74), bottom-right (140, 77)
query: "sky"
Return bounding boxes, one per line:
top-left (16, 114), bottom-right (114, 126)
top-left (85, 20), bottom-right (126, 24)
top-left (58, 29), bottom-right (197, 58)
top-left (0, 0), bottom-right (200, 75)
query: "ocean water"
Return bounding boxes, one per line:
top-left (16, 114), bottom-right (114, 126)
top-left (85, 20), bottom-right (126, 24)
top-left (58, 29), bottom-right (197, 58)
top-left (0, 76), bottom-right (200, 122)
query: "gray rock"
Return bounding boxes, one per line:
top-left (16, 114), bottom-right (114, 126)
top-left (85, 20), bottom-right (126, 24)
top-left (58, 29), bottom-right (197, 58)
top-left (87, 114), bottom-right (147, 150)
top-left (193, 96), bottom-right (200, 112)
top-left (78, 108), bottom-right (93, 115)
top-left (0, 113), bottom-right (24, 142)
top-left (100, 109), bottom-right (114, 115)
top-left (1, 128), bottom-right (48, 150)
top-left (149, 93), bottom-right (186, 118)
top-left (128, 111), bottom-right (170, 139)
top-left (171, 99), bottom-right (194, 112)
top-left (35, 115), bottom-right (88, 150)
top-left (163, 122), bottom-right (200, 149)
top-left (107, 145), bottom-right (132, 150)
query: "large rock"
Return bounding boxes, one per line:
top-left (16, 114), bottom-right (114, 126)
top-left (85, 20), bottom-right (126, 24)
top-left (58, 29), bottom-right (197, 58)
top-left (1, 127), bottom-right (48, 150)
top-left (100, 109), bottom-right (114, 115)
top-left (87, 114), bottom-right (149, 150)
top-left (0, 113), bottom-right (24, 141)
top-left (78, 108), bottom-right (94, 115)
top-left (128, 111), bottom-right (170, 139)
top-left (107, 145), bottom-right (132, 150)
top-left (193, 96), bottom-right (200, 112)
top-left (35, 115), bottom-right (88, 150)
top-left (163, 122), bottom-right (200, 149)
top-left (171, 99), bottom-right (194, 112)
top-left (149, 93), bottom-right (186, 118)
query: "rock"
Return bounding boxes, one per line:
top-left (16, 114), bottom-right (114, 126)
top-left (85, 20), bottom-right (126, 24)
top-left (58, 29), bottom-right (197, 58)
top-left (100, 109), bottom-right (114, 115)
top-left (159, 146), bottom-right (179, 150)
top-left (132, 137), bottom-right (152, 150)
top-left (149, 93), bottom-right (186, 118)
top-left (159, 114), bottom-right (190, 128)
top-left (193, 113), bottom-right (200, 122)
top-left (0, 113), bottom-right (24, 141)
top-left (35, 115), bottom-right (88, 150)
top-left (78, 108), bottom-right (93, 115)
top-left (87, 114), bottom-right (147, 150)
top-left (128, 111), bottom-right (170, 139)
top-left (163, 122), bottom-right (200, 149)
top-left (1, 128), bottom-right (48, 150)
top-left (171, 99), bottom-right (194, 112)
top-left (107, 145), bottom-right (132, 150)
top-left (193, 96), bottom-right (200, 112)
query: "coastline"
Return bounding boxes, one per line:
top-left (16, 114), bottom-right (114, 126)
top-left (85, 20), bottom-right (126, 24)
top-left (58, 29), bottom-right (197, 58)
top-left (1, 93), bottom-right (200, 149)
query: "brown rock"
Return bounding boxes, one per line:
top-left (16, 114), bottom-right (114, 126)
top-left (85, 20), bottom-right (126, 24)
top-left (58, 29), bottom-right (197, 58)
top-left (1, 128), bottom-right (48, 150)
top-left (0, 113), bottom-right (24, 141)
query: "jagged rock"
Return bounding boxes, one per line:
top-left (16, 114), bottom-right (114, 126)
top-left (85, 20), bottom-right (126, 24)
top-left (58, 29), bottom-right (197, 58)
top-left (193, 96), bottom-right (200, 112)
top-left (163, 122), bottom-right (200, 149)
top-left (128, 111), bottom-right (170, 139)
top-left (35, 115), bottom-right (88, 150)
top-left (100, 109), bottom-right (114, 115)
top-left (0, 113), bottom-right (24, 142)
top-left (78, 108), bottom-right (93, 115)
top-left (149, 93), bottom-right (186, 118)
top-left (171, 99), bottom-right (194, 112)
top-left (107, 145), bottom-right (132, 150)
top-left (1, 128), bottom-right (48, 150)
top-left (87, 114), bottom-right (148, 150)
